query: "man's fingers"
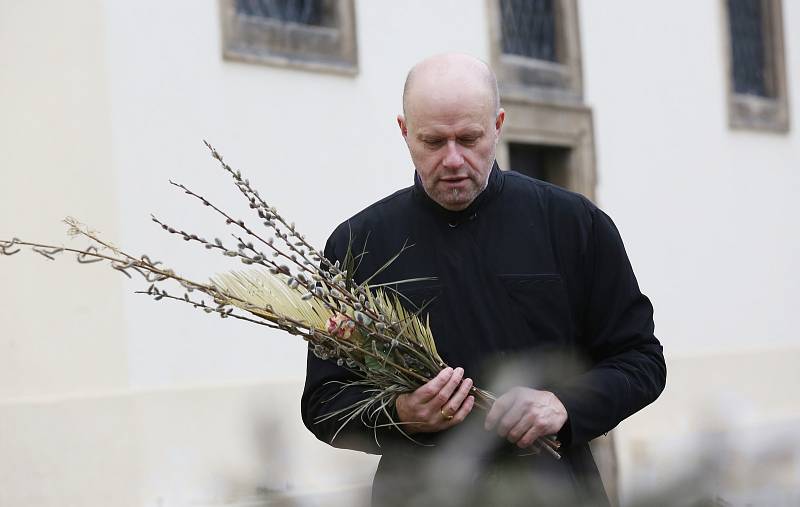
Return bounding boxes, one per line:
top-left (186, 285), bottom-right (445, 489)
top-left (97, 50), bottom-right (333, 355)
top-left (415, 367), bottom-right (453, 403)
top-left (484, 391), bottom-right (515, 430)
top-left (428, 367), bottom-right (464, 407)
top-left (495, 404), bottom-right (525, 438)
top-left (516, 426), bottom-right (543, 449)
top-left (447, 395), bottom-right (475, 426)
top-left (441, 377), bottom-right (473, 417)
top-left (507, 415), bottom-right (535, 444)
top-left (398, 367), bottom-right (479, 433)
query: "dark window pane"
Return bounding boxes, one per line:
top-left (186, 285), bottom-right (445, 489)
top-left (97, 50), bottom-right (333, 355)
top-left (236, 0), bottom-right (328, 26)
top-left (500, 0), bottom-right (558, 62)
top-left (508, 143), bottom-right (570, 189)
top-left (728, 0), bottom-right (768, 96)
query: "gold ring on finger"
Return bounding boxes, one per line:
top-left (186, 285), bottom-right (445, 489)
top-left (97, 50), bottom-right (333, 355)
top-left (440, 408), bottom-right (454, 420)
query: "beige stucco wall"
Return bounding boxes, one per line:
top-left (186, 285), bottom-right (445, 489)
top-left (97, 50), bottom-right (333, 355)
top-left (0, 0), bottom-right (129, 398)
top-left (616, 348), bottom-right (800, 505)
top-left (0, 381), bottom-right (377, 507)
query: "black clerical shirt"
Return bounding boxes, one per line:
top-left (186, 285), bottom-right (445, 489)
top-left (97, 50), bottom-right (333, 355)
top-left (301, 163), bottom-right (666, 505)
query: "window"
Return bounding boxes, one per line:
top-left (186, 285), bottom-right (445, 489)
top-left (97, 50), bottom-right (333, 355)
top-left (723, 0), bottom-right (789, 132)
top-left (487, 0), bottom-right (596, 200)
top-left (489, 0), bottom-right (583, 103)
top-left (501, 0), bottom-right (558, 63)
top-left (235, 0), bottom-right (329, 26)
top-left (508, 143), bottom-right (570, 189)
top-left (220, 0), bottom-right (358, 75)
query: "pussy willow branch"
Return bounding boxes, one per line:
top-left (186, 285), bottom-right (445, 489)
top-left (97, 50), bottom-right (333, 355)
top-left (142, 284), bottom-right (461, 450)
top-left (0, 235), bottom-right (425, 386)
top-left (2, 241), bottom-right (106, 263)
top-left (193, 150), bottom-right (553, 447)
top-left (151, 211), bottom-right (432, 363)
top-left (1, 144), bottom-right (559, 457)
top-left (167, 180), bottom-right (317, 278)
top-left (152, 201), bottom-right (440, 374)
top-left (1, 237), bottom-right (218, 302)
top-left (190, 149), bottom-right (552, 446)
top-left (135, 289), bottom-right (284, 328)
top-left (163, 181), bottom-right (384, 329)
top-left (204, 140), bottom-right (328, 273)
top-left (1, 238), bottom-right (526, 450)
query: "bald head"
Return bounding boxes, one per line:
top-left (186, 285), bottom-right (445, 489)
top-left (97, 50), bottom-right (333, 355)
top-left (396, 53), bottom-right (505, 211)
top-left (402, 53), bottom-right (500, 122)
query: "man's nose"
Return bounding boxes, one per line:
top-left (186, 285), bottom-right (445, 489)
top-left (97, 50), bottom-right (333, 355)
top-left (442, 140), bottom-right (464, 169)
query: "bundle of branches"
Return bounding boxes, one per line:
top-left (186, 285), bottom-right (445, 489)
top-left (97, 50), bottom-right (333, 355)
top-left (0, 142), bottom-right (560, 458)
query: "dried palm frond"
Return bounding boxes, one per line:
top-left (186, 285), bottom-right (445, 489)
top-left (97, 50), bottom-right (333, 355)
top-left (212, 269), bottom-right (329, 329)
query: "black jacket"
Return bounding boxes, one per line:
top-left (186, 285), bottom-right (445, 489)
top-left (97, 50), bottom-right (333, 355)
top-left (301, 164), bottom-right (666, 506)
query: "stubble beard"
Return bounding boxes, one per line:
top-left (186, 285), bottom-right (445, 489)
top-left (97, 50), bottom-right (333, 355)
top-left (432, 181), bottom-right (482, 211)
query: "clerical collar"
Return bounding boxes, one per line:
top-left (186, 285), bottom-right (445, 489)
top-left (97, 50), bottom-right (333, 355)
top-left (412, 161), bottom-right (504, 227)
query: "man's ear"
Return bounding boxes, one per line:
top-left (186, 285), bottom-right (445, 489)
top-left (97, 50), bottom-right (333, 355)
top-left (495, 109), bottom-right (506, 133)
top-left (397, 115), bottom-right (408, 138)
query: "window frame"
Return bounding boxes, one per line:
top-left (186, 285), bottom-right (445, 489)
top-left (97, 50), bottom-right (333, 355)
top-left (722, 0), bottom-right (790, 132)
top-left (219, 0), bottom-right (358, 76)
top-left (488, 0), bottom-right (583, 104)
top-left (496, 101), bottom-right (597, 200)
top-left (487, 0), bottom-right (596, 201)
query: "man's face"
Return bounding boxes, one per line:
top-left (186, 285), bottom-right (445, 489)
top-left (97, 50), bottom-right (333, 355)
top-left (399, 94), bottom-right (504, 211)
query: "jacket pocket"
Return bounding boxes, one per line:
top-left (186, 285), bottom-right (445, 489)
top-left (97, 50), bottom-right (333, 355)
top-left (393, 282), bottom-right (442, 314)
top-left (496, 273), bottom-right (573, 349)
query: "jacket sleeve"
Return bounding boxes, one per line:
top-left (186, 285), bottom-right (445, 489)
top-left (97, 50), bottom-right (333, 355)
top-left (551, 207), bottom-right (667, 447)
top-left (300, 229), bottom-right (405, 454)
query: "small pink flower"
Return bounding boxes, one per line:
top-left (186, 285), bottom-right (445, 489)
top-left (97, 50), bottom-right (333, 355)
top-left (327, 313), bottom-right (356, 341)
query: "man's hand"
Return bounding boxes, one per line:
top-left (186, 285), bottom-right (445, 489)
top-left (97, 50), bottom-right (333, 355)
top-left (484, 387), bottom-right (567, 449)
top-left (395, 367), bottom-right (475, 434)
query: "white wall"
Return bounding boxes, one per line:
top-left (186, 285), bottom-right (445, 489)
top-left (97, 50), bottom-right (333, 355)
top-left (1, 1), bottom-right (491, 505)
top-left (0, 0), bottom-right (129, 399)
top-left (579, 1), bottom-right (800, 503)
top-left (1, 0), bottom-right (799, 505)
top-left (580, 0), bottom-right (800, 357)
top-left (103, 0), bottom-right (491, 388)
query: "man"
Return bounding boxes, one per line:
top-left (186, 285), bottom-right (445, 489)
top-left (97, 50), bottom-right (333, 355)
top-left (301, 53), bottom-right (666, 506)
